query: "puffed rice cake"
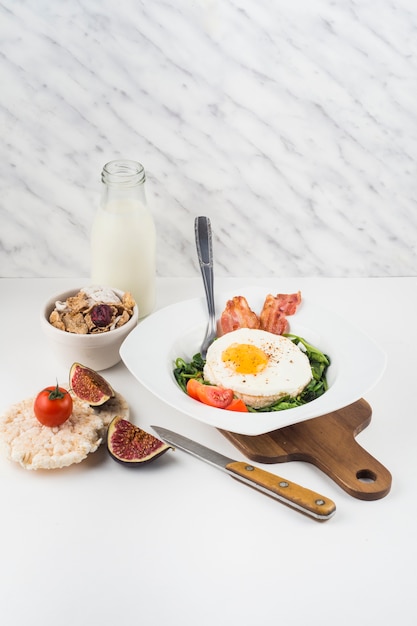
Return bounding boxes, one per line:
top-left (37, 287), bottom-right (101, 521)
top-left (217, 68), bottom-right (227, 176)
top-left (0, 391), bottom-right (129, 470)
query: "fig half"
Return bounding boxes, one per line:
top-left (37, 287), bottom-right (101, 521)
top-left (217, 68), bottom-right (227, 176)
top-left (70, 362), bottom-right (114, 406)
top-left (107, 416), bottom-right (173, 465)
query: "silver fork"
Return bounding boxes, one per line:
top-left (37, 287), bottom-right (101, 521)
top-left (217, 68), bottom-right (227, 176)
top-left (195, 216), bottom-right (217, 359)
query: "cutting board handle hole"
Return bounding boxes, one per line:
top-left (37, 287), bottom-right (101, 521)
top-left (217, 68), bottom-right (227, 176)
top-left (356, 469), bottom-right (377, 483)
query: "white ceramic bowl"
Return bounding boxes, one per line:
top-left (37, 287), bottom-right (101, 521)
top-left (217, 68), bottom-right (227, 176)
top-left (41, 287), bottom-right (139, 371)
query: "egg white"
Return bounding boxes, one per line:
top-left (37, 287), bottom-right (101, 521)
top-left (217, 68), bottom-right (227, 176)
top-left (203, 328), bottom-right (312, 409)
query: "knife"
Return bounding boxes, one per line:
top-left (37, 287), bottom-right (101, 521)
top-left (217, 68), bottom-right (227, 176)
top-left (151, 426), bottom-right (336, 521)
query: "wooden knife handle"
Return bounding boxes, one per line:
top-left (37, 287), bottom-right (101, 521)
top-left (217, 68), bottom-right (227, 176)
top-left (225, 461), bottom-right (336, 521)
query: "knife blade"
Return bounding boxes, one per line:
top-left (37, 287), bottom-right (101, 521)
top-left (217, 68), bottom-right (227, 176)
top-left (151, 426), bottom-right (336, 521)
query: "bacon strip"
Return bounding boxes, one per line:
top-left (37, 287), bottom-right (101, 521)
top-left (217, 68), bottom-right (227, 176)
top-left (217, 292), bottom-right (302, 337)
top-left (217, 296), bottom-right (260, 336)
top-left (259, 292), bottom-right (302, 335)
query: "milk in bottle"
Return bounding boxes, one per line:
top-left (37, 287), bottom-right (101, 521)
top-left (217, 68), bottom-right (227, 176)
top-left (91, 160), bottom-right (156, 318)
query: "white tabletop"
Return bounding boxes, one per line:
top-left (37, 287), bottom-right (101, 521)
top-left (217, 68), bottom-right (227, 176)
top-left (0, 277), bottom-right (415, 626)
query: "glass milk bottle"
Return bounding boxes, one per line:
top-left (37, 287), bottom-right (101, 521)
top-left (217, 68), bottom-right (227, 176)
top-left (91, 160), bottom-right (156, 318)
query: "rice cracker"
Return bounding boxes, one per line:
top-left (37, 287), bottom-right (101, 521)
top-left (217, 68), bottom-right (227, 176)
top-left (0, 390), bottom-right (129, 470)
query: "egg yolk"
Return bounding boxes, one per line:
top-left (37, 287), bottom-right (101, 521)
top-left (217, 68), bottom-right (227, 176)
top-left (222, 343), bottom-right (269, 375)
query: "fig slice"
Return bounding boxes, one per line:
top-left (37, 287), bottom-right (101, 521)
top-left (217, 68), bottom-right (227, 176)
top-left (107, 416), bottom-right (173, 465)
top-left (70, 362), bottom-right (115, 407)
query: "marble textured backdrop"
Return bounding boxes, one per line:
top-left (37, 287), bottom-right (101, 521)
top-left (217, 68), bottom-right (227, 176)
top-left (0, 0), bottom-right (416, 278)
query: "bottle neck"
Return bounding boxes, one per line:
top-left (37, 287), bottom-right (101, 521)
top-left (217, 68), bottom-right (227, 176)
top-left (101, 160), bottom-right (146, 209)
top-left (101, 160), bottom-right (146, 187)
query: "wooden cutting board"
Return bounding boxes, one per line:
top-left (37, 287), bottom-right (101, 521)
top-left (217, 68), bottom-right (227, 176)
top-left (219, 399), bottom-right (392, 500)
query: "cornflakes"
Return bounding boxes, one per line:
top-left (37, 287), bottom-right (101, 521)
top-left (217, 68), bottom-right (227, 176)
top-left (49, 287), bottom-right (136, 335)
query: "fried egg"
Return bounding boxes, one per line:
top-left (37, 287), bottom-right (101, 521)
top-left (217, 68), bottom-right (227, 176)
top-left (203, 328), bottom-right (312, 409)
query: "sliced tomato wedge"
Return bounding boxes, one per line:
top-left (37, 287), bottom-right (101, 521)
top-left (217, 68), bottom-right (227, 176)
top-left (197, 384), bottom-right (234, 408)
top-left (226, 398), bottom-right (249, 412)
top-left (186, 379), bottom-right (234, 409)
top-left (186, 378), bottom-right (202, 401)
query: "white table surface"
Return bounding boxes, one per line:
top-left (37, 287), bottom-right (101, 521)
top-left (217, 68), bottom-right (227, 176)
top-left (0, 276), bottom-right (415, 626)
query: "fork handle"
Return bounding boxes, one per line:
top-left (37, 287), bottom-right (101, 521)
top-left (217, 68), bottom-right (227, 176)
top-left (195, 216), bottom-right (215, 321)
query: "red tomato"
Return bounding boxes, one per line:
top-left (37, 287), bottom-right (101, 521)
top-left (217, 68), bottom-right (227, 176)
top-left (197, 384), bottom-right (233, 409)
top-left (226, 398), bottom-right (249, 412)
top-left (197, 384), bottom-right (234, 409)
top-left (186, 378), bottom-right (202, 401)
top-left (186, 378), bottom-right (234, 409)
top-left (34, 384), bottom-right (73, 427)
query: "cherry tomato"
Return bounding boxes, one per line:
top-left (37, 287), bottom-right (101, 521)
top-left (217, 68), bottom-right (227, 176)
top-left (33, 384), bottom-right (73, 427)
top-left (187, 379), bottom-right (234, 409)
top-left (226, 398), bottom-right (249, 412)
